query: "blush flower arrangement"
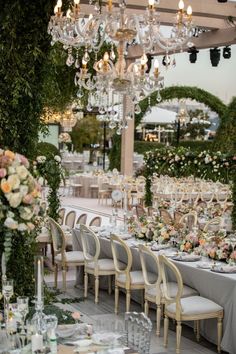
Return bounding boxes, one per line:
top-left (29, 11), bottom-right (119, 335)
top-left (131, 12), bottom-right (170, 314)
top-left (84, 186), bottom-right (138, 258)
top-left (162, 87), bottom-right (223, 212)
top-left (0, 149), bottom-right (41, 262)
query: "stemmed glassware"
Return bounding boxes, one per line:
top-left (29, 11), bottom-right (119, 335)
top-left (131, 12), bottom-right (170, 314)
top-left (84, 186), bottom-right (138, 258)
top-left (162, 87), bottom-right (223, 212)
top-left (2, 279), bottom-right (13, 322)
top-left (17, 296), bottom-right (29, 336)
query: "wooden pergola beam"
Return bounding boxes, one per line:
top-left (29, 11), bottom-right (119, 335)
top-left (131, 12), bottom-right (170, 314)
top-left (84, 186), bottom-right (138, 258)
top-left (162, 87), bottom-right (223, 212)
top-left (127, 27), bottom-right (236, 59)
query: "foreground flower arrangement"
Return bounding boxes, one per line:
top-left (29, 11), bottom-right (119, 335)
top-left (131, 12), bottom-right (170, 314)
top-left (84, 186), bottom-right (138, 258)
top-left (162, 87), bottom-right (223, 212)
top-left (0, 149), bottom-right (41, 261)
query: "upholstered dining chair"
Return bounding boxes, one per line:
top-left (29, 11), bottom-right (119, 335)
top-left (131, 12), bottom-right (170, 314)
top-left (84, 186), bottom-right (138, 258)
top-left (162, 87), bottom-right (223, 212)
top-left (110, 235), bottom-right (156, 314)
top-left (48, 217), bottom-right (84, 292)
top-left (135, 204), bottom-right (147, 218)
top-left (179, 211), bottom-right (198, 231)
top-left (174, 211), bottom-right (183, 225)
top-left (89, 216), bottom-right (102, 227)
top-left (80, 225), bottom-right (123, 303)
top-left (64, 210), bottom-right (76, 229)
top-left (139, 245), bottom-right (198, 336)
top-left (159, 255), bottom-right (223, 354)
top-left (125, 312), bottom-right (152, 354)
top-left (76, 213), bottom-right (87, 226)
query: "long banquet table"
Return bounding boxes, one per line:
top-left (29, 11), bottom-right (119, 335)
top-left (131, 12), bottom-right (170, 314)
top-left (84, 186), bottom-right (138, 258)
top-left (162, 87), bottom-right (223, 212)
top-left (72, 228), bottom-right (236, 354)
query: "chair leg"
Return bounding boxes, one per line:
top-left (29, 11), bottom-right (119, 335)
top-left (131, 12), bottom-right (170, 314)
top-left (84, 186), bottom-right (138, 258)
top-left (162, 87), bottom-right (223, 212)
top-left (95, 275), bottom-right (99, 303)
top-left (62, 267), bottom-right (66, 292)
top-left (156, 304), bottom-right (162, 337)
top-left (196, 320), bottom-right (200, 342)
top-left (144, 299), bottom-right (149, 316)
top-left (126, 289), bottom-right (131, 313)
top-left (176, 321), bottom-right (182, 354)
top-left (115, 284), bottom-right (119, 314)
top-left (84, 272), bottom-right (88, 298)
top-left (54, 264), bottom-right (58, 288)
top-left (217, 317), bottom-right (222, 354)
top-left (108, 275), bottom-right (112, 295)
top-left (163, 315), bottom-right (169, 347)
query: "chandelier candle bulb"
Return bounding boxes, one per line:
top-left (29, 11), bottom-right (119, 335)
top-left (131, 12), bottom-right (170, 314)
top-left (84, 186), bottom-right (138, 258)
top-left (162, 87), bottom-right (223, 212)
top-left (178, 0), bottom-right (185, 10)
top-left (187, 5), bottom-right (192, 17)
top-left (154, 59), bottom-right (159, 77)
top-left (148, 0), bottom-right (155, 9)
top-left (66, 9), bottom-right (71, 18)
top-left (108, 0), bottom-right (113, 12)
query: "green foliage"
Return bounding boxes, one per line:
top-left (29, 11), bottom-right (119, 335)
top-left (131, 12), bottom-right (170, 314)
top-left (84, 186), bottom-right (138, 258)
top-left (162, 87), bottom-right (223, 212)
top-left (71, 114), bottom-right (103, 152)
top-left (214, 97), bottom-right (236, 154)
top-left (37, 142), bottom-right (60, 159)
top-left (109, 135), bottom-right (121, 171)
top-left (177, 140), bottom-right (215, 151)
top-left (34, 156), bottom-right (63, 222)
top-left (0, 0), bottom-right (54, 157)
top-left (134, 141), bottom-right (164, 154)
top-left (28, 304), bottom-right (76, 325)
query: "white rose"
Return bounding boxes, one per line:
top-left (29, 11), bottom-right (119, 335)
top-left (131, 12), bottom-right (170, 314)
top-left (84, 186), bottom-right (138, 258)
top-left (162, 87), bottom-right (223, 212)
top-left (38, 177), bottom-right (44, 186)
top-left (20, 207), bottom-right (34, 220)
top-left (6, 192), bottom-right (22, 208)
top-left (7, 174), bottom-right (21, 190)
top-left (4, 217), bottom-right (18, 230)
top-left (36, 156), bottom-right (46, 163)
top-left (20, 185), bottom-right (29, 197)
top-left (8, 166), bottom-right (16, 175)
top-left (18, 223), bottom-right (28, 232)
top-left (54, 155), bottom-right (61, 163)
top-left (16, 165), bottom-right (28, 180)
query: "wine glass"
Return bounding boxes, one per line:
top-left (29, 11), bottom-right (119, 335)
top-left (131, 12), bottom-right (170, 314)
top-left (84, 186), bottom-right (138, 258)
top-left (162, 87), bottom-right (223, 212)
top-left (2, 279), bottom-right (13, 322)
top-left (8, 333), bottom-right (22, 353)
top-left (17, 296), bottom-right (29, 337)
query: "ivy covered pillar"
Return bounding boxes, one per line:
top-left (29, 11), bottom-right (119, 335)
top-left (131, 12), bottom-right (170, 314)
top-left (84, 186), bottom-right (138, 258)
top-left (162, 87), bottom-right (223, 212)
top-left (121, 96), bottom-right (135, 176)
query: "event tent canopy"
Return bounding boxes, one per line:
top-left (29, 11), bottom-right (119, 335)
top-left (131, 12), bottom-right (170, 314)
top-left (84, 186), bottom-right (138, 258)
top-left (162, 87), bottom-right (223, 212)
top-left (142, 107), bottom-right (176, 125)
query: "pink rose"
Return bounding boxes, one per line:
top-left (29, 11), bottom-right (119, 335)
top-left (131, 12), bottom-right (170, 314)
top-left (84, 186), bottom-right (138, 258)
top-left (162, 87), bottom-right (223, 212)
top-left (0, 168), bottom-right (7, 178)
top-left (17, 154), bottom-right (29, 168)
top-left (72, 312), bottom-right (81, 321)
top-left (23, 194), bottom-right (33, 204)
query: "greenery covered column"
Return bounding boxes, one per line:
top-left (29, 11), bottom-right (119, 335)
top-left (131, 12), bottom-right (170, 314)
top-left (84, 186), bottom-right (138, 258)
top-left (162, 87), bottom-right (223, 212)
top-left (0, 0), bottom-right (54, 157)
top-left (0, 0), bottom-right (54, 298)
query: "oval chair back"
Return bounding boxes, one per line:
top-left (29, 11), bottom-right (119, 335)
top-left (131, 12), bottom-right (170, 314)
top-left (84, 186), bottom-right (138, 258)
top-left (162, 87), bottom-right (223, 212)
top-left (110, 235), bottom-right (132, 280)
top-left (80, 224), bottom-right (100, 266)
top-left (48, 217), bottom-right (66, 258)
top-left (65, 210), bottom-right (76, 229)
top-left (160, 209), bottom-right (173, 224)
top-left (58, 208), bottom-right (66, 225)
top-left (203, 216), bottom-right (222, 233)
top-left (158, 255), bottom-right (184, 320)
top-left (76, 213), bottom-right (87, 226)
top-left (89, 216), bottom-right (102, 227)
top-left (179, 211), bottom-right (198, 231)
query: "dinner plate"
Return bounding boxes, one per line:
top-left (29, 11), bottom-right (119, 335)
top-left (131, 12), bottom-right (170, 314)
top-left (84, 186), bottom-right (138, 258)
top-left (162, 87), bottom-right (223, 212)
top-left (92, 333), bottom-right (122, 345)
top-left (211, 266), bottom-right (236, 274)
top-left (196, 262), bottom-right (211, 269)
top-left (151, 243), bottom-right (171, 251)
top-left (172, 255), bottom-right (201, 262)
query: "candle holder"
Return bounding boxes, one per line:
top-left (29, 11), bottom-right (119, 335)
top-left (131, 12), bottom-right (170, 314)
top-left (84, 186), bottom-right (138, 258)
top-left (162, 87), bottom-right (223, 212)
top-left (31, 256), bottom-right (47, 335)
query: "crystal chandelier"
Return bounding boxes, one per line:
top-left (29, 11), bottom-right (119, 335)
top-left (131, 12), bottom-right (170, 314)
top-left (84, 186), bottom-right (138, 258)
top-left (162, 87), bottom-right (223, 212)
top-left (60, 108), bottom-right (77, 131)
top-left (48, 0), bottom-right (193, 133)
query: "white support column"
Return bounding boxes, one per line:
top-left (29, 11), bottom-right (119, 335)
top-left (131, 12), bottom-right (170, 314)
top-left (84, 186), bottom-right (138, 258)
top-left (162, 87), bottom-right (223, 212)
top-left (121, 95), bottom-right (135, 176)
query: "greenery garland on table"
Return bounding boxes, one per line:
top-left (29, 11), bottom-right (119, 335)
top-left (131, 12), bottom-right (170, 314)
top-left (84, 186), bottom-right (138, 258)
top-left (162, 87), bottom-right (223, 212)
top-left (143, 146), bottom-right (235, 207)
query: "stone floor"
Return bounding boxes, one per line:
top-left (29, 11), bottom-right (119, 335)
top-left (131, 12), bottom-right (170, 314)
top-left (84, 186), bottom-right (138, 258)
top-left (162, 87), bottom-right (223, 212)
top-left (45, 268), bottom-right (224, 354)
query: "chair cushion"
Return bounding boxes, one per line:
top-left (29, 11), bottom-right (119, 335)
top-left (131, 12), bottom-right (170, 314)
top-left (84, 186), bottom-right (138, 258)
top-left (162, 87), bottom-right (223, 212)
top-left (86, 259), bottom-right (126, 272)
top-left (117, 271), bottom-right (156, 285)
top-left (55, 251), bottom-right (84, 263)
top-left (146, 282), bottom-right (198, 299)
top-left (166, 296), bottom-right (223, 316)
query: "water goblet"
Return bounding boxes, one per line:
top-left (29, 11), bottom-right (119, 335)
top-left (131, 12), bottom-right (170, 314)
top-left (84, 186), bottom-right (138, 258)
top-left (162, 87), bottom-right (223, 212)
top-left (2, 279), bottom-right (14, 322)
top-left (17, 296), bottom-right (29, 338)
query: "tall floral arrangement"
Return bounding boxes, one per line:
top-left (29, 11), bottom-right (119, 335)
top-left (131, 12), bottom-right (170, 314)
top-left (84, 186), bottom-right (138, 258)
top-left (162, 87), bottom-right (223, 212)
top-left (34, 155), bottom-right (64, 222)
top-left (0, 149), bottom-right (42, 297)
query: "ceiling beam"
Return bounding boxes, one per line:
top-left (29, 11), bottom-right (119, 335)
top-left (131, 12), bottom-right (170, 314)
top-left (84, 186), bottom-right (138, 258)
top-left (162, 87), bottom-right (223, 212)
top-left (98, 0), bottom-right (236, 20)
top-left (127, 27), bottom-right (236, 58)
top-left (79, 3), bottom-right (229, 30)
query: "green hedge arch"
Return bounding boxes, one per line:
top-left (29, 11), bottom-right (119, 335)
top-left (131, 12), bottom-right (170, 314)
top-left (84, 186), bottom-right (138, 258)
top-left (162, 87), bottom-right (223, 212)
top-left (135, 86), bottom-right (227, 127)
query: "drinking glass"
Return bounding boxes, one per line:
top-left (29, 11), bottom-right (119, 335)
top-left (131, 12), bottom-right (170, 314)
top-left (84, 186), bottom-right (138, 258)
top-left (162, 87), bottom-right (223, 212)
top-left (17, 296), bottom-right (29, 335)
top-left (8, 333), bottom-right (22, 353)
top-left (2, 279), bottom-right (14, 322)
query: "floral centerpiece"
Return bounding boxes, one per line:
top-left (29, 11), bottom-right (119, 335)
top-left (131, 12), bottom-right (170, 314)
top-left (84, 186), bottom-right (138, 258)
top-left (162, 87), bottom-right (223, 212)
top-left (0, 149), bottom-right (41, 262)
top-left (177, 230), bottom-right (200, 253)
top-left (128, 215), bottom-right (178, 243)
